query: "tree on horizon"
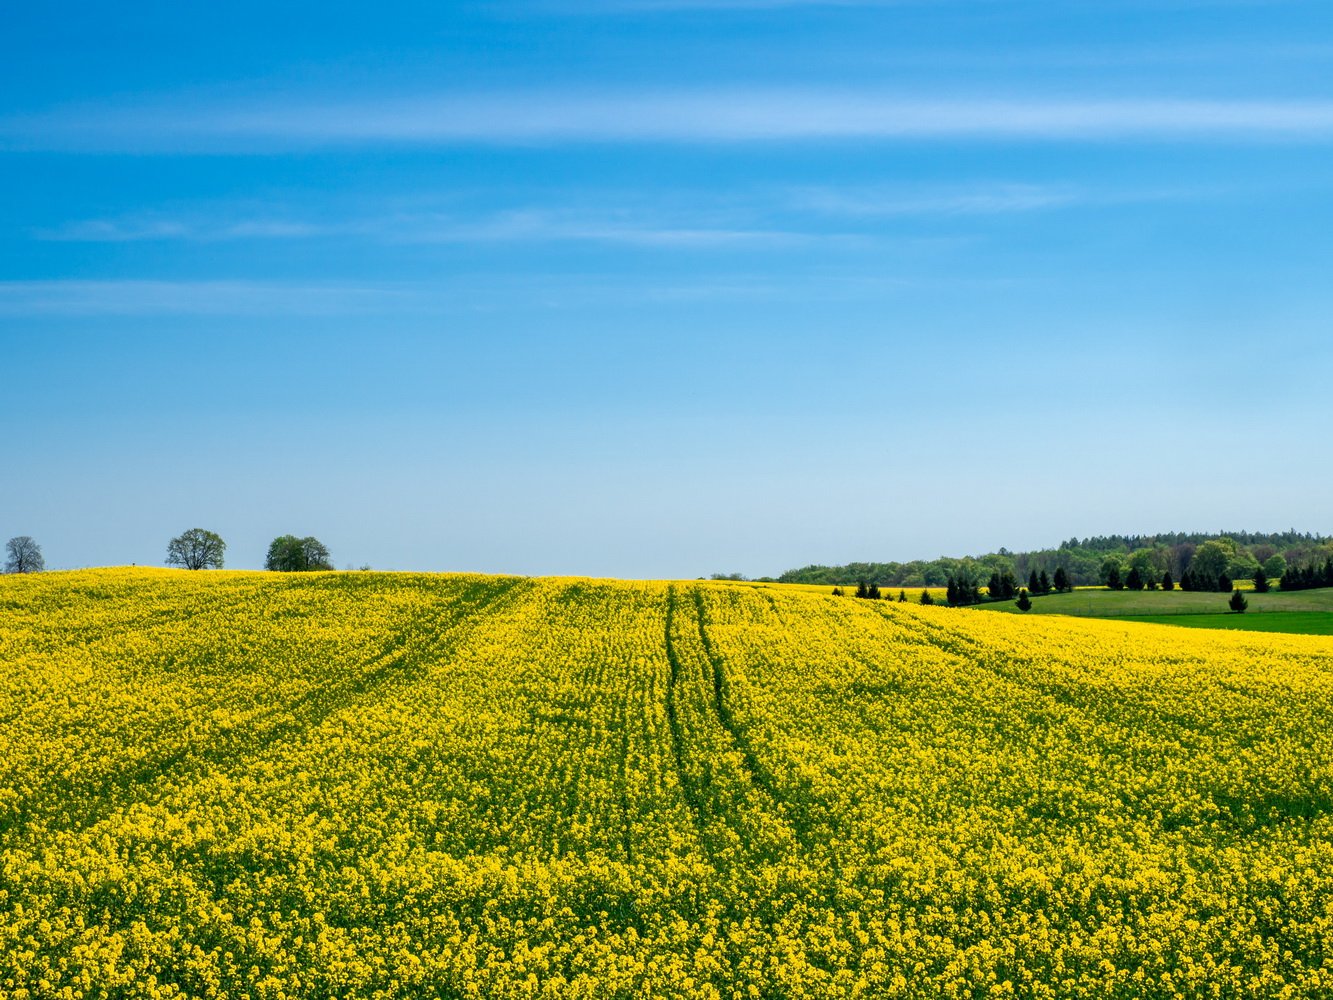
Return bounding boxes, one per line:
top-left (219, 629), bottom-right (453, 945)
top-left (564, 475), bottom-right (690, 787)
top-left (266, 535), bottom-right (334, 572)
top-left (4, 536), bottom-right (43, 574)
top-left (166, 528), bottom-right (226, 571)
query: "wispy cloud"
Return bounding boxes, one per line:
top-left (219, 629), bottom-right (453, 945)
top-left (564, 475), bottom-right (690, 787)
top-left (35, 179), bottom-right (1232, 254)
top-left (36, 207), bottom-right (849, 250)
top-left (37, 217), bottom-right (333, 242)
top-left (7, 91), bottom-right (1333, 152)
top-left (369, 209), bottom-right (828, 248)
top-left (0, 281), bottom-right (413, 317)
top-left (0, 270), bottom-right (959, 318)
top-left (789, 182), bottom-right (1082, 217)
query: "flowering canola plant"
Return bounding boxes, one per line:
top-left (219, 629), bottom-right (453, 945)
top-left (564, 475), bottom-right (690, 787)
top-left (1, 568), bottom-right (1331, 998)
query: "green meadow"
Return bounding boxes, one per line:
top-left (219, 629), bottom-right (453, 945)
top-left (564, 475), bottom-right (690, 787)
top-left (974, 586), bottom-right (1333, 634)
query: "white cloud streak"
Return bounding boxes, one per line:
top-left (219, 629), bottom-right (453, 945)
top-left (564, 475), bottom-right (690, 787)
top-left (0, 281), bottom-right (413, 317)
top-left (403, 210), bottom-right (821, 247)
top-left (0, 272), bottom-right (945, 317)
top-left (6, 91), bottom-right (1333, 152)
top-left (789, 183), bottom-right (1082, 216)
top-left (37, 218), bottom-right (332, 242)
top-left (39, 179), bottom-right (1203, 250)
top-left (36, 208), bottom-right (851, 249)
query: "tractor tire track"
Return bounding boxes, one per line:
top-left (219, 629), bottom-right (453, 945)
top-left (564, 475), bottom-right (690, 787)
top-left (0, 579), bottom-right (532, 842)
top-left (691, 588), bottom-right (815, 852)
top-left (663, 586), bottom-right (711, 847)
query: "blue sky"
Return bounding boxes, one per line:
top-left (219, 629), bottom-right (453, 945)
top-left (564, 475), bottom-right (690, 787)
top-left (2, 1), bottom-right (1331, 576)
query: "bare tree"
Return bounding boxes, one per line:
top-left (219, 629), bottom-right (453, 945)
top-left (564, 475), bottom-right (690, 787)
top-left (166, 528), bottom-right (226, 570)
top-left (5, 536), bottom-right (44, 573)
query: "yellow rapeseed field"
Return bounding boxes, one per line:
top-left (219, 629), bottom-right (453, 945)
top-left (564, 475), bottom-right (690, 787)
top-left (2, 568), bottom-right (1332, 999)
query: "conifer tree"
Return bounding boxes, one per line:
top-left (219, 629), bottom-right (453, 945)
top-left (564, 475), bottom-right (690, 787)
top-left (1229, 589), bottom-right (1248, 613)
top-left (1253, 568), bottom-right (1269, 593)
top-left (1016, 588), bottom-right (1032, 612)
top-left (1162, 571), bottom-right (1174, 591)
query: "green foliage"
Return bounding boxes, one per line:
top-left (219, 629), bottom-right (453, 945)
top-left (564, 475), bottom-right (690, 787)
top-left (1015, 588), bottom-right (1032, 612)
top-left (778, 531), bottom-right (1329, 590)
top-left (1127, 548), bottom-right (1164, 588)
top-left (987, 570), bottom-right (1018, 601)
top-left (1281, 558), bottom-right (1333, 592)
top-left (1102, 558), bottom-right (1124, 591)
top-left (1229, 589), bottom-right (1249, 613)
top-left (165, 528), bottom-right (225, 571)
top-left (1189, 541), bottom-right (1232, 590)
top-left (265, 534), bottom-right (333, 572)
top-left (946, 571), bottom-right (982, 606)
top-left (1227, 551), bottom-right (1261, 582)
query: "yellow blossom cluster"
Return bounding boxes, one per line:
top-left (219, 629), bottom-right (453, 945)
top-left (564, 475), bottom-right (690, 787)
top-left (1, 568), bottom-right (1331, 998)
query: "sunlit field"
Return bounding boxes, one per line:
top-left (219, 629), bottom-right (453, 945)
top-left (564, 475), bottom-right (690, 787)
top-left (3, 568), bottom-right (1333, 998)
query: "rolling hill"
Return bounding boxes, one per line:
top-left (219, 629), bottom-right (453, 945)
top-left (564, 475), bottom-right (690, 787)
top-left (3, 569), bottom-right (1333, 998)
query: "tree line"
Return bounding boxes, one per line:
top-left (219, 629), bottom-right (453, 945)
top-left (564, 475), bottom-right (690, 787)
top-left (835, 553), bottom-right (1325, 613)
top-left (781, 530), bottom-right (1331, 590)
top-left (835, 583), bottom-right (937, 605)
top-left (1280, 558), bottom-right (1333, 592)
top-left (165, 529), bottom-right (335, 571)
top-left (2, 530), bottom-right (339, 573)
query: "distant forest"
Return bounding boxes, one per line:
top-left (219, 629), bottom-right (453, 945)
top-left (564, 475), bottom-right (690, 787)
top-left (775, 530), bottom-right (1333, 589)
